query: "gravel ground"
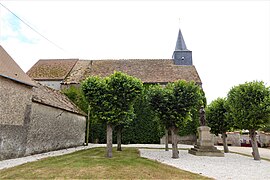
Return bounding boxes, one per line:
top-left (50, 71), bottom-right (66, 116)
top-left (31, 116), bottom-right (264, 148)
top-left (0, 144), bottom-right (105, 170)
top-left (1, 143), bottom-right (270, 180)
top-left (139, 149), bottom-right (270, 180)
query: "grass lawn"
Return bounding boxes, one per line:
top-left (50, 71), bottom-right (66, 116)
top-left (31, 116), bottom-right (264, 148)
top-left (0, 147), bottom-right (211, 179)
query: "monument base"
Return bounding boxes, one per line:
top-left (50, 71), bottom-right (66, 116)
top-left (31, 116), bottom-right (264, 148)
top-left (188, 145), bottom-right (224, 157)
top-left (188, 126), bottom-right (224, 157)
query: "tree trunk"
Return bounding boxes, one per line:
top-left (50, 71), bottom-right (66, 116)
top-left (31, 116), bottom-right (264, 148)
top-left (165, 128), bottom-right (169, 151)
top-left (171, 127), bottom-right (179, 159)
top-left (85, 105), bottom-right (91, 146)
top-left (250, 129), bottom-right (260, 160)
top-left (106, 123), bottom-right (113, 158)
top-left (222, 132), bottom-right (229, 153)
top-left (117, 127), bottom-right (122, 151)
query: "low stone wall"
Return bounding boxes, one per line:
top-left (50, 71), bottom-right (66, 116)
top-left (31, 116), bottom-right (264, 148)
top-left (160, 131), bottom-right (270, 147)
top-left (258, 132), bottom-right (270, 147)
top-left (160, 134), bottom-right (196, 145)
top-left (0, 125), bottom-right (27, 160)
top-left (213, 132), bottom-right (270, 147)
top-left (0, 104), bottom-right (32, 161)
top-left (213, 133), bottom-right (241, 146)
top-left (25, 102), bottom-right (86, 155)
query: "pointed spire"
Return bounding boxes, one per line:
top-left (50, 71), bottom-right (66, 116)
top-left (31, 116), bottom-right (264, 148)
top-left (172, 26), bottom-right (192, 66)
top-left (175, 28), bottom-right (187, 50)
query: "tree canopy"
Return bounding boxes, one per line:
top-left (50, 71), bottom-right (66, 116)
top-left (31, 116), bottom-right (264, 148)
top-left (227, 81), bottom-right (270, 130)
top-left (81, 71), bottom-right (143, 157)
top-left (206, 98), bottom-right (233, 136)
top-left (227, 81), bottom-right (270, 160)
top-left (149, 80), bottom-right (203, 158)
top-left (149, 81), bottom-right (203, 128)
top-left (206, 97), bottom-right (233, 153)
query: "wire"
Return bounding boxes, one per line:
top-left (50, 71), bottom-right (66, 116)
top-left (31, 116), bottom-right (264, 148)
top-left (0, 2), bottom-right (64, 51)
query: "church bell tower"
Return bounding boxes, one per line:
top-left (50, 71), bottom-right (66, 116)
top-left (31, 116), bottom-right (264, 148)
top-left (172, 28), bottom-right (193, 65)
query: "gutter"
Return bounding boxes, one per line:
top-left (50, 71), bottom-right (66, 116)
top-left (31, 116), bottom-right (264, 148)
top-left (0, 74), bottom-right (37, 87)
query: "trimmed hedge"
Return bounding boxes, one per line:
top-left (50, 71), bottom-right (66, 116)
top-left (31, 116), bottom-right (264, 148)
top-left (63, 84), bottom-right (199, 144)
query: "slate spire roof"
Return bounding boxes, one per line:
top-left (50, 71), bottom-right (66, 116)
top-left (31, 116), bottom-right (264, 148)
top-left (175, 28), bottom-right (188, 51)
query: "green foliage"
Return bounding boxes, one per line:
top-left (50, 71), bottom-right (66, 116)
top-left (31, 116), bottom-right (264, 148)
top-left (227, 81), bottom-right (270, 130)
top-left (107, 71), bottom-right (143, 126)
top-left (82, 71), bottom-right (143, 125)
top-left (179, 108), bottom-right (199, 136)
top-left (90, 120), bottom-right (107, 143)
top-left (149, 80), bottom-right (203, 130)
top-left (180, 88), bottom-right (206, 136)
top-left (65, 78), bottom-right (204, 144)
top-left (120, 85), bottom-right (162, 144)
top-left (206, 98), bottom-right (233, 135)
top-left (82, 76), bottom-right (112, 123)
top-left (62, 86), bottom-right (89, 113)
top-left (63, 82), bottom-right (161, 144)
top-left (148, 84), bottom-right (172, 128)
top-left (260, 121), bottom-right (270, 132)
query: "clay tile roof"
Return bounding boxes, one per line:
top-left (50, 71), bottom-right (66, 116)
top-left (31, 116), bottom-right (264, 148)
top-left (27, 59), bottom-right (78, 80)
top-left (32, 83), bottom-right (86, 116)
top-left (0, 45), bottom-right (36, 86)
top-left (63, 59), bottom-right (201, 84)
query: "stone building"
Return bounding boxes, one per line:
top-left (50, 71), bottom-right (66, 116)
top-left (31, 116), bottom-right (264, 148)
top-left (27, 28), bottom-right (202, 89)
top-left (0, 46), bottom-right (86, 160)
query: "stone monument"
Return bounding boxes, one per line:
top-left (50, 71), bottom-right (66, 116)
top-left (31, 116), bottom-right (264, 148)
top-left (188, 106), bottom-right (224, 157)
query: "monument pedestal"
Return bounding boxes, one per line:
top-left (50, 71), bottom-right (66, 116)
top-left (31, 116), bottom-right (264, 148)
top-left (188, 126), bottom-right (224, 157)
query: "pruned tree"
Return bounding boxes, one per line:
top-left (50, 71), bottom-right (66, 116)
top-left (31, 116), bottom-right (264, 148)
top-left (82, 72), bottom-right (142, 157)
top-left (81, 76), bottom-right (113, 157)
top-left (227, 81), bottom-right (270, 160)
top-left (148, 85), bottom-right (171, 151)
top-left (206, 98), bottom-right (233, 153)
top-left (107, 72), bottom-right (143, 151)
top-left (149, 80), bottom-right (202, 158)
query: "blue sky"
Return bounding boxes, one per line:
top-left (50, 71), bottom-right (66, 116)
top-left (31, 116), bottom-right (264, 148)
top-left (0, 1), bottom-right (269, 103)
top-left (1, 13), bottom-right (36, 44)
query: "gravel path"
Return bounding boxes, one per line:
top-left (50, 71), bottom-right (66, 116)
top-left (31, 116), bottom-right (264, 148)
top-left (0, 144), bottom-right (105, 170)
top-left (139, 149), bottom-right (270, 180)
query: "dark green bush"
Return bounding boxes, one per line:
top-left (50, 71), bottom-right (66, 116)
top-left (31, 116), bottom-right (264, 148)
top-left (63, 83), bottom-right (200, 144)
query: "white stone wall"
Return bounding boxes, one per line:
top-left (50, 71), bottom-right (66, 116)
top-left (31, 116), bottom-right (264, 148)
top-left (0, 77), bottom-right (32, 160)
top-left (258, 132), bottom-right (270, 147)
top-left (25, 102), bottom-right (86, 155)
top-left (213, 133), bottom-right (241, 146)
top-left (0, 76), bottom-right (32, 125)
top-left (160, 134), bottom-right (196, 145)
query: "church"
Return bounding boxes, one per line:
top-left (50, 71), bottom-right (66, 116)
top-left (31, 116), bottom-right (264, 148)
top-left (27, 28), bottom-right (201, 89)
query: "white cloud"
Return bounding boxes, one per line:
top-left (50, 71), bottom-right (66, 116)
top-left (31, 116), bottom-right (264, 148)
top-left (0, 1), bottom-right (269, 103)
